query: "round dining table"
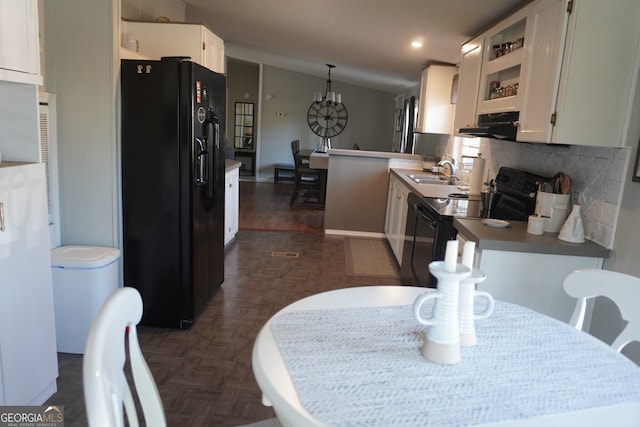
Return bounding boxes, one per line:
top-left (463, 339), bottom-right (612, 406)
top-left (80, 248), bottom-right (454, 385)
top-left (252, 285), bottom-right (640, 426)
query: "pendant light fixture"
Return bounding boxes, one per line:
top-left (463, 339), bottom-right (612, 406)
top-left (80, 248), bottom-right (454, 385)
top-left (307, 64), bottom-right (349, 151)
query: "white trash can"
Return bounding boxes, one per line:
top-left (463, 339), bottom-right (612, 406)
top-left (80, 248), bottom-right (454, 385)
top-left (51, 246), bottom-right (120, 354)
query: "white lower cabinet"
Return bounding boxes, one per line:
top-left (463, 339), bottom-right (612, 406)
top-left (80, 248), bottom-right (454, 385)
top-left (457, 231), bottom-right (603, 323)
top-left (384, 174), bottom-right (410, 265)
top-left (0, 163), bottom-right (58, 405)
top-left (224, 166), bottom-right (239, 245)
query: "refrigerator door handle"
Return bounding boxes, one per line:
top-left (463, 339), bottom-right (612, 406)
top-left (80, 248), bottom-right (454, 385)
top-left (201, 107), bottom-right (219, 203)
top-left (194, 137), bottom-right (208, 186)
top-left (210, 121), bottom-right (220, 201)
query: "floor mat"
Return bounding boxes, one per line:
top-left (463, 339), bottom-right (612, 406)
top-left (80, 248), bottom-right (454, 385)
top-left (344, 237), bottom-right (400, 279)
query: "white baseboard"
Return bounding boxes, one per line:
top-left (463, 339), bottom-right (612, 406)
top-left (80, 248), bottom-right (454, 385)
top-left (324, 229), bottom-right (386, 239)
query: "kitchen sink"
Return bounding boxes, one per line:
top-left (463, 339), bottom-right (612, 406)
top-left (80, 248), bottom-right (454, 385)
top-left (447, 193), bottom-right (468, 199)
top-left (406, 174), bottom-right (448, 185)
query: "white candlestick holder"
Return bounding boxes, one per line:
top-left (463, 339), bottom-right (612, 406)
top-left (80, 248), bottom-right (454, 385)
top-left (459, 268), bottom-right (494, 347)
top-left (413, 261), bottom-right (470, 364)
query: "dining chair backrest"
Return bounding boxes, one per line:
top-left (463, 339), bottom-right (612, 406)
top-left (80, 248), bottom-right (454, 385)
top-left (289, 139), bottom-right (320, 206)
top-left (291, 139), bottom-right (303, 167)
top-left (563, 269), bottom-right (640, 352)
top-left (83, 287), bottom-right (167, 427)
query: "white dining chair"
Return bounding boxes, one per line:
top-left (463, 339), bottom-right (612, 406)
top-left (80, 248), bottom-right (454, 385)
top-left (563, 269), bottom-right (640, 352)
top-left (83, 287), bottom-right (166, 427)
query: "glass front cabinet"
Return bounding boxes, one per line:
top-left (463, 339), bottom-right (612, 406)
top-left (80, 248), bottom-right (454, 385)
top-left (476, 11), bottom-right (527, 116)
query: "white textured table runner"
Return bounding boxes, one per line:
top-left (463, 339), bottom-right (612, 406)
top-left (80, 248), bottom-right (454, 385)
top-left (270, 301), bottom-right (640, 426)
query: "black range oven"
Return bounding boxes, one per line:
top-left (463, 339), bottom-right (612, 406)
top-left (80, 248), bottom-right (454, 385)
top-left (400, 167), bottom-right (546, 287)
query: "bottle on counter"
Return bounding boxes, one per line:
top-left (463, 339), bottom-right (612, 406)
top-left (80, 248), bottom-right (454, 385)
top-left (558, 203), bottom-right (585, 243)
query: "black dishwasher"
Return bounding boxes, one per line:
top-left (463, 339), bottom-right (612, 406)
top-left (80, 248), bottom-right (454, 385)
top-left (400, 193), bottom-right (481, 287)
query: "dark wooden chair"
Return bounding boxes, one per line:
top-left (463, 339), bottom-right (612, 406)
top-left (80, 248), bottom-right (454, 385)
top-left (290, 140), bottom-right (321, 206)
top-left (273, 163), bottom-right (295, 183)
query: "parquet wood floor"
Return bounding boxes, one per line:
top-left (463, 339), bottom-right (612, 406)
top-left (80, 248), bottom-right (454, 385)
top-left (239, 181), bottom-right (325, 233)
top-left (45, 182), bottom-right (404, 426)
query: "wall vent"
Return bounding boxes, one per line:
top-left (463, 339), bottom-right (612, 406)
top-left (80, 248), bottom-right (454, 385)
top-left (271, 251), bottom-right (300, 258)
top-left (39, 93), bottom-right (61, 248)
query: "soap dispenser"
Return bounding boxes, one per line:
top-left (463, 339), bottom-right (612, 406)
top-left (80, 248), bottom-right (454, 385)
top-left (558, 203), bottom-right (585, 243)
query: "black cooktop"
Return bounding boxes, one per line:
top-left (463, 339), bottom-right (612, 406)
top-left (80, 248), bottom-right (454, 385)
top-left (422, 197), bottom-right (483, 220)
top-left (420, 167), bottom-right (548, 222)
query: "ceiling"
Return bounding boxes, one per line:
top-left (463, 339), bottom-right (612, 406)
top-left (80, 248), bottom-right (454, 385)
top-left (183, 0), bottom-right (530, 93)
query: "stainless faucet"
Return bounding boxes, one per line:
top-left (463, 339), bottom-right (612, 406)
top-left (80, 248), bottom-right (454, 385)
top-left (437, 154), bottom-right (457, 184)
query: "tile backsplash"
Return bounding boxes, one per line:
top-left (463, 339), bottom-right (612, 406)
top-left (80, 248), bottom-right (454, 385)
top-left (459, 138), bottom-right (631, 249)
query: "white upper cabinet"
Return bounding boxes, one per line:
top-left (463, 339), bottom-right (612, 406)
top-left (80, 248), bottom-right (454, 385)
top-left (547, 0), bottom-right (640, 146)
top-left (0, 83), bottom-right (41, 163)
top-left (516, 0), bottom-right (567, 143)
top-left (122, 20), bottom-right (225, 74)
top-left (0, 0), bottom-right (41, 84)
top-left (453, 36), bottom-right (484, 131)
top-left (415, 64), bottom-right (456, 134)
top-left (456, 0), bottom-right (640, 146)
top-left (202, 27), bottom-right (225, 75)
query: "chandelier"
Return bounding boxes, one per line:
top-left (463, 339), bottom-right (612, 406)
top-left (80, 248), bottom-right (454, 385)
top-left (313, 64), bottom-right (342, 105)
top-left (307, 64), bottom-right (349, 151)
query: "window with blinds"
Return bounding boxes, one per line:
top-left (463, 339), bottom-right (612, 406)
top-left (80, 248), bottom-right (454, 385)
top-left (455, 136), bottom-right (481, 181)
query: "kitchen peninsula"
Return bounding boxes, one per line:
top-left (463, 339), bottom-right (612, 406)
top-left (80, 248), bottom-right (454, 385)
top-left (324, 149), bottom-right (425, 235)
top-left (323, 148), bottom-right (467, 236)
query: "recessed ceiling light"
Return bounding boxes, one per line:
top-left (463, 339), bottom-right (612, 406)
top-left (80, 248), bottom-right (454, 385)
top-left (411, 40), bottom-right (423, 48)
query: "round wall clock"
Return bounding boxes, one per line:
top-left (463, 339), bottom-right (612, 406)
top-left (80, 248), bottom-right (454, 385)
top-left (307, 102), bottom-right (348, 138)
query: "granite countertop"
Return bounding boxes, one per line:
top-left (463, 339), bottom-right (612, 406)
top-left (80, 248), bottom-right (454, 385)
top-left (454, 217), bottom-right (610, 259)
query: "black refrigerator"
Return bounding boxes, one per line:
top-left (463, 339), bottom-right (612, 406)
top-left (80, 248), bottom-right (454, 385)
top-left (399, 96), bottom-right (418, 153)
top-left (120, 57), bottom-right (225, 329)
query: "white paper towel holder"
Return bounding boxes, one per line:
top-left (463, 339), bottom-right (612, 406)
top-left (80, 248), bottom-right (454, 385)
top-left (469, 153), bottom-right (486, 196)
